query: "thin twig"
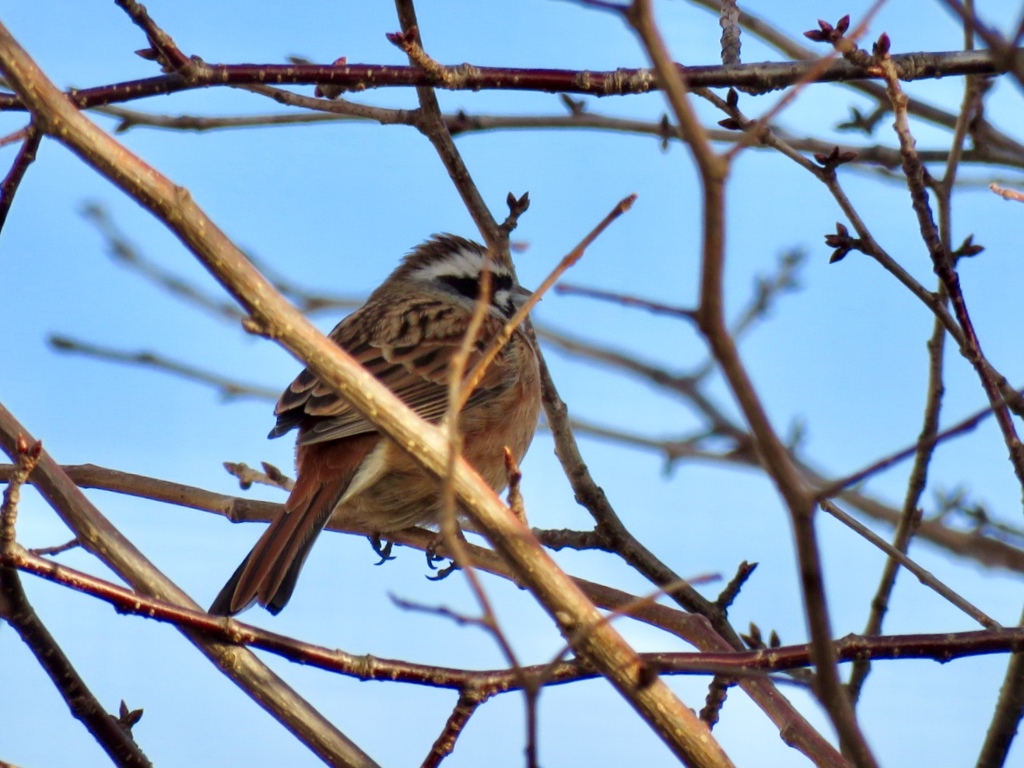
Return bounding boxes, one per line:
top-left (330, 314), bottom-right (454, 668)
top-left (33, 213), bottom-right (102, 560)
top-left (460, 194), bottom-right (637, 408)
top-left (718, 0), bottom-right (741, 66)
top-left (849, 40), bottom-right (981, 700)
top-left (622, 0), bottom-right (875, 762)
top-left (80, 203), bottom-right (244, 322)
top-left (222, 461), bottom-right (294, 492)
top-left (814, 392), bottom-right (1012, 502)
top-left (28, 537), bottom-right (80, 557)
top-left (976, 608), bottom-right (1024, 768)
top-left (877, 41), bottom-right (1024, 503)
top-left (81, 202), bottom-right (361, 319)
top-left (847, 303), bottom-right (949, 703)
top-left (390, 1), bottom-right (501, 251)
top-left (0, 565), bottom-right (152, 767)
top-left (0, 434), bottom-right (39, 545)
top-left (83, 102), bottom-right (1024, 173)
top-left (421, 690), bottom-right (490, 768)
top-left (0, 123), bottom-right (40, 236)
top-left (820, 500), bottom-right (999, 630)
top-left (990, 183), bottom-right (1024, 202)
top-left (554, 282), bottom-right (696, 320)
top-left (114, 0), bottom-right (190, 71)
top-left (49, 335), bottom-right (280, 401)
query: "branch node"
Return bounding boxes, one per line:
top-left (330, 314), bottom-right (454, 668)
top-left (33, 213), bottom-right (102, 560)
top-left (499, 191), bottom-right (531, 236)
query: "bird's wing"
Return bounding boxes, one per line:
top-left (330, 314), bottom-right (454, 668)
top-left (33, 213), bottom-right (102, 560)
top-left (270, 299), bottom-right (517, 445)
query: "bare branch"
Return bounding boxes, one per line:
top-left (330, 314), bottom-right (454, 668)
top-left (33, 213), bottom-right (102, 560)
top-left (875, 41), bottom-right (1024, 500)
top-left (49, 335), bottom-right (279, 401)
top-left (421, 690), bottom-right (490, 768)
top-left (0, 51), bottom-right (1013, 114)
top-left (0, 21), bottom-right (732, 767)
top-left (0, 123), bottom-right (40, 236)
top-left (820, 500), bottom-right (999, 630)
top-left (623, 0), bottom-right (874, 762)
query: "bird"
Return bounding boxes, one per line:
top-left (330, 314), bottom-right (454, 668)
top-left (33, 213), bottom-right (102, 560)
top-left (210, 234), bottom-right (542, 615)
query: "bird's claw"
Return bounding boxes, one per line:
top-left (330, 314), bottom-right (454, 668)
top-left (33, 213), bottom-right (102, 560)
top-left (425, 540), bottom-right (458, 580)
top-left (370, 535), bottom-right (396, 565)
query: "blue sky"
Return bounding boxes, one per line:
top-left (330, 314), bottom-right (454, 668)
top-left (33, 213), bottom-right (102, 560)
top-left (3, 1), bottom-right (1024, 766)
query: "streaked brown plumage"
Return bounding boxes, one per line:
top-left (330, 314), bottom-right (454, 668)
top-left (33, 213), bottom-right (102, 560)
top-left (210, 234), bottom-right (541, 615)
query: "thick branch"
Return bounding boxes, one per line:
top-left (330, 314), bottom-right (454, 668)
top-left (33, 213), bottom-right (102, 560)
top-left (0, 404), bottom-right (379, 768)
top-left (0, 21), bottom-right (729, 768)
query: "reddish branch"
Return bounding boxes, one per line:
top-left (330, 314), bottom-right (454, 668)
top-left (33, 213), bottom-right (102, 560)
top-left (0, 51), bottom-right (1009, 115)
top-left (0, 406), bottom-right (378, 768)
top-left (6, 544), bottom-right (1024, 689)
top-left (875, 47), bottom-right (1024, 501)
top-left (0, 456), bottom-right (843, 765)
top-left (422, 690), bottom-right (491, 768)
top-left (0, 124), bottom-right (40, 235)
top-left (1, 438), bottom-right (152, 767)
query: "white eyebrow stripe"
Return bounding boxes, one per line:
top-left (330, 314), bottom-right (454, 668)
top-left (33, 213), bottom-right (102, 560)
top-left (411, 247), bottom-right (510, 282)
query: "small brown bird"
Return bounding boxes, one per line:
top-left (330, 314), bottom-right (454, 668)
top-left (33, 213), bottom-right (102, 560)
top-left (210, 234), bottom-right (542, 615)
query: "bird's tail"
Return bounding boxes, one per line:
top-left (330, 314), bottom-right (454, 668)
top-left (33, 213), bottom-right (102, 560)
top-left (209, 481), bottom-right (336, 615)
top-left (208, 435), bottom-right (379, 615)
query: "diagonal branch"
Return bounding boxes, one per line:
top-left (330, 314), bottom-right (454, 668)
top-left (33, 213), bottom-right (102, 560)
top-left (1, 440), bottom-right (150, 766)
top-left (0, 402), bottom-right (380, 768)
top-left (0, 566), bottom-right (152, 767)
top-left (620, 0), bottom-right (875, 763)
top-left (0, 457), bottom-right (863, 766)
top-left (0, 123), bottom-right (40, 236)
top-left (0, 20), bottom-right (731, 768)
top-left (876, 48), bottom-right (1024, 504)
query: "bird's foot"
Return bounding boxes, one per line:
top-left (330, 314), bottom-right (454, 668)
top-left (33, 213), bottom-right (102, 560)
top-left (370, 535), bottom-right (396, 565)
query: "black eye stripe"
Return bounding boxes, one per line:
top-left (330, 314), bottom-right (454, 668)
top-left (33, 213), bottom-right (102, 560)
top-left (439, 272), bottom-right (513, 301)
top-left (439, 274), bottom-right (481, 300)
